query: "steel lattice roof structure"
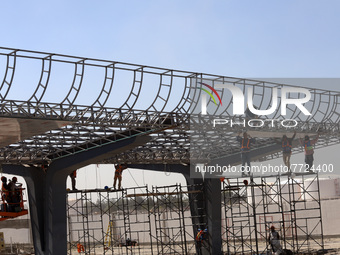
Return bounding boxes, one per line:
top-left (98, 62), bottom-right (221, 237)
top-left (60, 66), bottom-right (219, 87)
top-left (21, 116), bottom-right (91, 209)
top-left (0, 47), bottom-right (339, 165)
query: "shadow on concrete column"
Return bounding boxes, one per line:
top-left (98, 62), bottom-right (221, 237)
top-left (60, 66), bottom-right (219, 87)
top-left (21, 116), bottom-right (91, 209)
top-left (204, 178), bottom-right (222, 255)
top-left (2, 136), bottom-right (150, 255)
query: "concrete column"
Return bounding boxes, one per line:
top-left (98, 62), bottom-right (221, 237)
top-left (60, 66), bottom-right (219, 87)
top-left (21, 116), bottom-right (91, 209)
top-left (204, 178), bottom-right (222, 255)
top-left (44, 166), bottom-right (69, 255)
top-left (184, 176), bottom-right (208, 255)
top-left (2, 164), bottom-right (73, 255)
top-left (2, 135), bottom-right (150, 255)
top-left (2, 165), bottom-right (45, 255)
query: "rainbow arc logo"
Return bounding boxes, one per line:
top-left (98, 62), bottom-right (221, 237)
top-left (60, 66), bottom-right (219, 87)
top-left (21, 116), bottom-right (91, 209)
top-left (198, 82), bottom-right (222, 106)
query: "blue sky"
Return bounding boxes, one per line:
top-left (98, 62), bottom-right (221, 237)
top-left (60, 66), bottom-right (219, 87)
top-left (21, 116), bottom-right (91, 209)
top-left (1, 1), bottom-right (340, 189)
top-left (1, 1), bottom-right (340, 78)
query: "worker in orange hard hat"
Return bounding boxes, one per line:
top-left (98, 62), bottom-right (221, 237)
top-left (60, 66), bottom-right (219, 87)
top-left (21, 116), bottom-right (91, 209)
top-left (113, 164), bottom-right (128, 190)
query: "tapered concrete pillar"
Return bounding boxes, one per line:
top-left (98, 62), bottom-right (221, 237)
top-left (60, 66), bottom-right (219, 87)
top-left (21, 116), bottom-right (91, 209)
top-left (2, 165), bottom-right (45, 255)
top-left (3, 136), bottom-right (150, 255)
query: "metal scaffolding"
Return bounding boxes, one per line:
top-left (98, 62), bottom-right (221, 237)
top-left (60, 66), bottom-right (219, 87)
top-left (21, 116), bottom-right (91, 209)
top-left (67, 184), bottom-right (205, 255)
top-left (67, 174), bottom-right (324, 255)
top-left (222, 172), bottom-right (324, 254)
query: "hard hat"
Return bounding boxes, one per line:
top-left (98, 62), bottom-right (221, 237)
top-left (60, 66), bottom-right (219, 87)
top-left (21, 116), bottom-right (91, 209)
top-left (12, 177), bottom-right (17, 182)
top-left (1, 176), bottom-right (7, 182)
top-left (270, 225), bottom-right (275, 230)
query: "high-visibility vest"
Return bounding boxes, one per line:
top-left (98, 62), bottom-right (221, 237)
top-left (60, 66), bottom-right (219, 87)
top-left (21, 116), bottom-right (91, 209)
top-left (115, 165), bottom-right (124, 175)
top-left (77, 243), bottom-right (84, 253)
top-left (241, 139), bottom-right (250, 150)
top-left (304, 140), bottom-right (313, 151)
top-left (196, 230), bottom-right (203, 241)
top-left (282, 140), bottom-right (292, 152)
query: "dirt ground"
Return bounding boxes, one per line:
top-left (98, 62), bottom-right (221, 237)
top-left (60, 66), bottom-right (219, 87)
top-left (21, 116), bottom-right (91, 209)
top-left (322, 237), bottom-right (340, 254)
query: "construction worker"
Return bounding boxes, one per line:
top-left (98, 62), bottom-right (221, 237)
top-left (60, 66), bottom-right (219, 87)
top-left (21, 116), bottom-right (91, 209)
top-left (69, 170), bottom-right (77, 191)
top-left (300, 133), bottom-right (319, 172)
top-left (113, 164), bottom-right (128, 190)
top-left (237, 132), bottom-right (255, 176)
top-left (195, 228), bottom-right (207, 243)
top-left (268, 226), bottom-right (282, 254)
top-left (281, 131), bottom-right (296, 171)
top-left (8, 177), bottom-right (22, 209)
top-left (1, 177), bottom-right (10, 211)
top-left (77, 243), bottom-right (84, 253)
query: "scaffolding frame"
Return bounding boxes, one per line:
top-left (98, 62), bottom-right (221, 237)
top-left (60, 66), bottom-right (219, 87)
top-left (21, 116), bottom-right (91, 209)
top-left (67, 188), bottom-right (126, 254)
top-left (222, 172), bottom-right (324, 254)
top-left (67, 184), bottom-right (205, 255)
top-left (67, 175), bottom-right (324, 255)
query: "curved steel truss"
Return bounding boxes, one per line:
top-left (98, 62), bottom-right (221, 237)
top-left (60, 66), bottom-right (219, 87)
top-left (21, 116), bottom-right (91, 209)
top-left (0, 47), bottom-right (339, 164)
